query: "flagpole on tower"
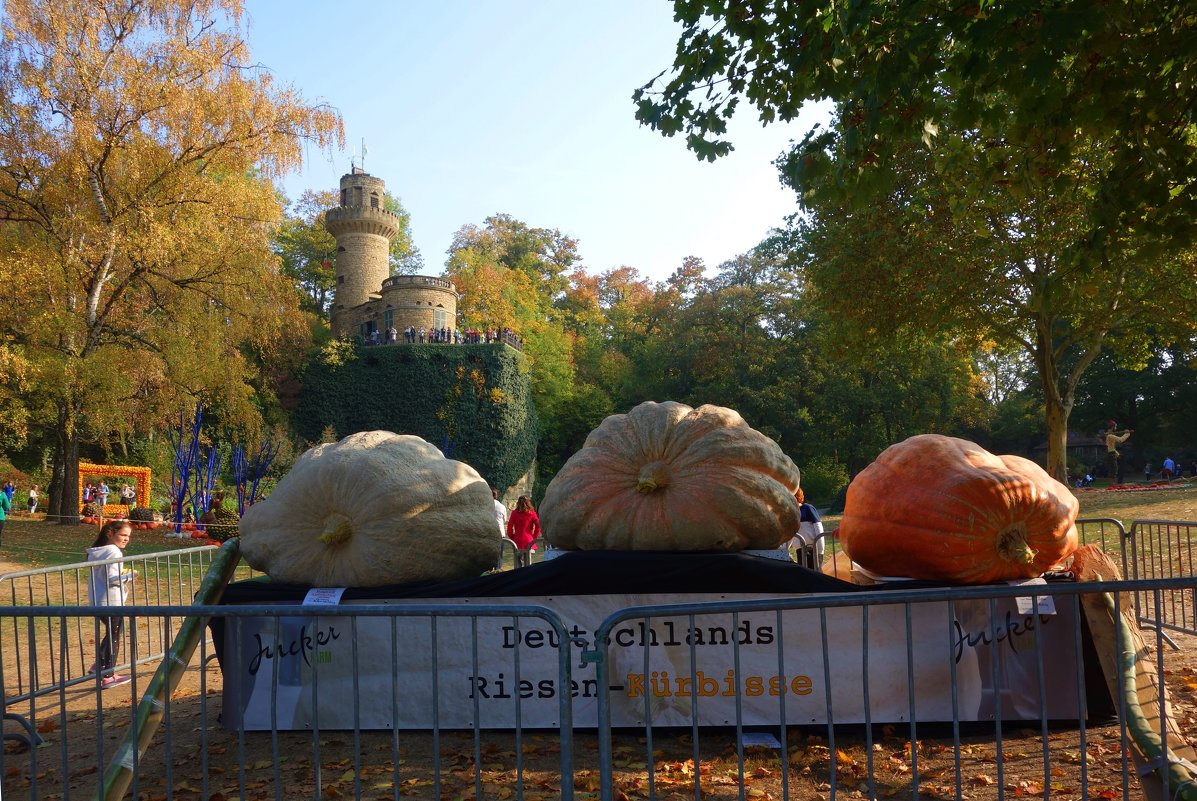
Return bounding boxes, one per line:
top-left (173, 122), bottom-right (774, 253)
top-left (361, 138), bottom-right (367, 173)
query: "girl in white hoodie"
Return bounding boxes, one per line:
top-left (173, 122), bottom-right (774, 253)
top-left (87, 520), bottom-right (136, 688)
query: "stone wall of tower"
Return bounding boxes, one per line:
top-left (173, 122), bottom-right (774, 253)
top-left (325, 170), bottom-right (401, 338)
top-left (378, 275), bottom-right (458, 331)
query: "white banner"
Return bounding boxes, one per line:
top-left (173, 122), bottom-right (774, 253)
top-left (222, 593), bottom-right (1083, 730)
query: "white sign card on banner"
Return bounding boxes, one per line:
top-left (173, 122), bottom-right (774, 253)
top-left (302, 587), bottom-right (347, 605)
top-left (221, 592), bottom-right (1084, 731)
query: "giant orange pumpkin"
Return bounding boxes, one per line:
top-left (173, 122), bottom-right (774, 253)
top-left (838, 434), bottom-right (1079, 583)
top-left (540, 401), bottom-right (802, 551)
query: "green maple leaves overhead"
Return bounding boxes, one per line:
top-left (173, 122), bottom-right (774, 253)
top-left (637, 0), bottom-right (1197, 250)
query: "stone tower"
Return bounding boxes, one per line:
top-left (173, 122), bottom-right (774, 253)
top-left (325, 168), bottom-right (402, 337)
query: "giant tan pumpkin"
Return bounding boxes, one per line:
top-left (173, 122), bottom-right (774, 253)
top-left (239, 431), bottom-right (500, 586)
top-left (838, 434), bottom-right (1079, 583)
top-left (540, 401), bottom-right (802, 551)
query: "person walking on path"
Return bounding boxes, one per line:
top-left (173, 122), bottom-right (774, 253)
top-left (506, 495), bottom-right (542, 568)
top-left (26, 484), bottom-right (38, 514)
top-left (1105, 421), bottom-right (1133, 485)
top-left (0, 488), bottom-right (9, 546)
top-left (491, 488), bottom-right (508, 538)
top-left (1163, 456), bottom-right (1177, 480)
top-left (87, 520), bottom-right (136, 688)
top-left (788, 489), bottom-right (825, 568)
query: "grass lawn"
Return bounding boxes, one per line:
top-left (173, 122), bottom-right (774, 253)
top-left (0, 515), bottom-right (208, 572)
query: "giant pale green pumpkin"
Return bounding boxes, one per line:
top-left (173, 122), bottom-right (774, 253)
top-left (540, 401), bottom-right (802, 551)
top-left (239, 431), bottom-right (500, 586)
top-left (838, 434), bottom-right (1079, 583)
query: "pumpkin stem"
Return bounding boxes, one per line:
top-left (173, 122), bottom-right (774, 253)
top-left (996, 525), bottom-right (1037, 565)
top-left (636, 461), bottom-right (671, 494)
top-left (319, 514), bottom-right (354, 546)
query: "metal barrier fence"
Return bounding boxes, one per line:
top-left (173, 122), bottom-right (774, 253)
top-left (1070, 517), bottom-right (1197, 637)
top-left (1, 603), bottom-right (576, 801)
top-left (586, 578), bottom-right (1196, 801)
top-left (0, 547), bottom-right (255, 711)
top-left (1124, 519), bottom-right (1197, 639)
top-left (1075, 517), bottom-right (1129, 557)
top-left (2, 580), bottom-right (1194, 800)
top-left (5, 527), bottom-right (1197, 801)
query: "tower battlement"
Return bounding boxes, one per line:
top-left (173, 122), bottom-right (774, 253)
top-left (324, 205), bottom-right (401, 238)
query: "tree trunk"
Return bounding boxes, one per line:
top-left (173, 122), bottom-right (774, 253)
top-left (1043, 399), bottom-right (1070, 484)
top-left (52, 404), bottom-right (81, 525)
top-left (48, 447), bottom-right (65, 521)
top-left (1034, 319), bottom-right (1073, 484)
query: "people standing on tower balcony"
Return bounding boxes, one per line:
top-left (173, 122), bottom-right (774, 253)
top-left (387, 326), bottom-right (397, 344)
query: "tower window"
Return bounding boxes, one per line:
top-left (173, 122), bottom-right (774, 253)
top-left (370, 193), bottom-right (379, 209)
top-left (338, 275), bottom-right (345, 284)
top-left (340, 188), bottom-right (348, 206)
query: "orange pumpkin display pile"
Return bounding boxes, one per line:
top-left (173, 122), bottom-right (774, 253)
top-left (838, 434), bottom-right (1079, 583)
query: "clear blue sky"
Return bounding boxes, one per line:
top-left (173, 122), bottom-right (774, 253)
top-left (247, 2), bottom-right (828, 283)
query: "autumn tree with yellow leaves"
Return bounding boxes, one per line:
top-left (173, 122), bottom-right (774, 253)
top-left (0, 0), bottom-right (343, 522)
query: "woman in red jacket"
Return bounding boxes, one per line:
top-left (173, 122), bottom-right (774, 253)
top-left (505, 495), bottom-right (541, 568)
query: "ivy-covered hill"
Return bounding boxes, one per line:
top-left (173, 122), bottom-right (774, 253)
top-left (293, 343), bottom-right (537, 491)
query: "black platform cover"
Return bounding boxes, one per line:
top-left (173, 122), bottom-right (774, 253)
top-left (218, 551), bottom-right (894, 604)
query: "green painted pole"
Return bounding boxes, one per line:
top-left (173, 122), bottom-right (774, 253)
top-left (1110, 591), bottom-right (1197, 801)
top-left (98, 538), bottom-right (242, 801)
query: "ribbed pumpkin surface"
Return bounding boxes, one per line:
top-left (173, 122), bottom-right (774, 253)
top-left (838, 434), bottom-right (1079, 583)
top-left (240, 431), bottom-right (500, 586)
top-left (540, 401), bottom-right (802, 551)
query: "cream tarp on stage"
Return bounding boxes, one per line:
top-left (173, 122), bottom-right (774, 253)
top-left (221, 592), bottom-right (1083, 730)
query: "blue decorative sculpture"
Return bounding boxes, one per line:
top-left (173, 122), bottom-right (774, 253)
top-left (233, 438), bottom-right (280, 516)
